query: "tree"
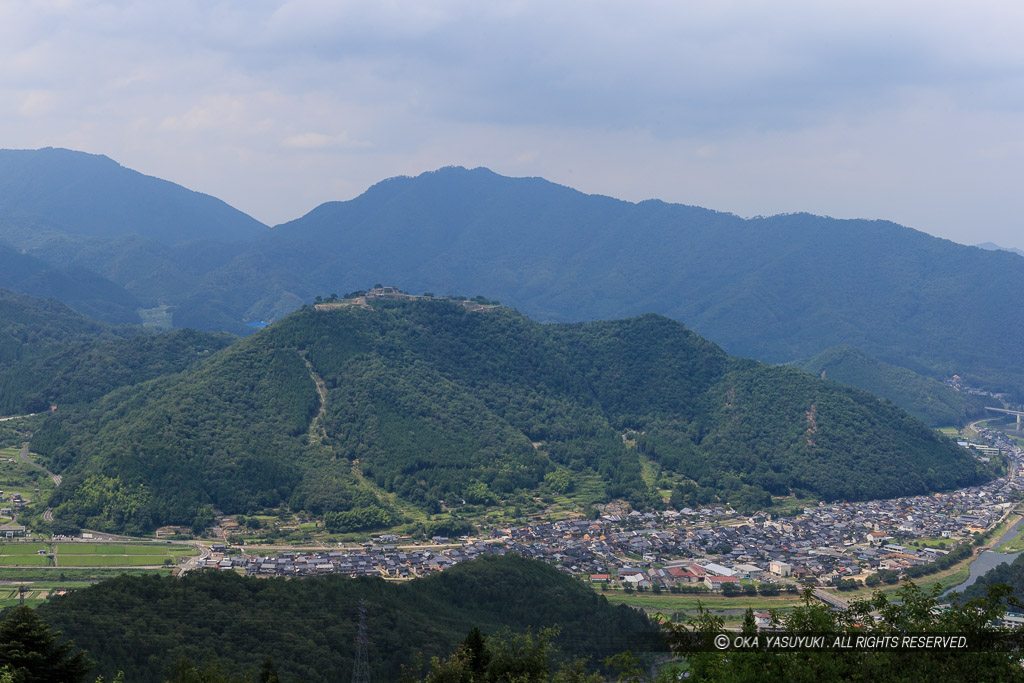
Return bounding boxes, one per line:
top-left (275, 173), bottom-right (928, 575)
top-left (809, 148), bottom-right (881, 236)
top-left (257, 658), bottom-right (280, 683)
top-left (664, 581), bottom-right (1024, 681)
top-left (461, 627), bottom-right (490, 680)
top-left (741, 608), bottom-right (757, 635)
top-left (0, 606), bottom-right (93, 682)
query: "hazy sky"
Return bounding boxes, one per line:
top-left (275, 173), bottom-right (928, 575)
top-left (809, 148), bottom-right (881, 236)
top-left (2, 1), bottom-right (1023, 247)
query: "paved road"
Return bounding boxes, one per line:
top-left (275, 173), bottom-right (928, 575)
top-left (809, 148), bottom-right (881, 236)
top-left (16, 443), bottom-right (61, 487)
top-left (178, 542), bottom-right (210, 575)
top-left (0, 413), bottom-right (38, 423)
top-left (813, 588), bottom-right (850, 610)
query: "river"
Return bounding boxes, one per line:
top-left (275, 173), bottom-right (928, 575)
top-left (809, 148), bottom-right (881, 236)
top-left (941, 514), bottom-right (1024, 597)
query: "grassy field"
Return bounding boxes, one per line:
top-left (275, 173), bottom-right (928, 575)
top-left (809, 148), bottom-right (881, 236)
top-left (600, 589), bottom-right (806, 612)
top-left (913, 536), bottom-right (956, 549)
top-left (56, 554), bottom-right (172, 567)
top-left (0, 542), bottom-right (189, 606)
top-left (0, 580), bottom-right (102, 608)
top-left (53, 542), bottom-right (196, 567)
top-left (0, 567), bottom-right (175, 581)
top-left (995, 523), bottom-right (1024, 553)
top-left (55, 543), bottom-right (193, 555)
top-left (0, 555), bottom-right (52, 566)
top-left (0, 544), bottom-right (48, 555)
top-left (0, 542), bottom-right (196, 569)
top-left (767, 494), bottom-right (820, 516)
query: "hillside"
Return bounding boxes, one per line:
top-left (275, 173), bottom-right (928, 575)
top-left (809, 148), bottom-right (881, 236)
top-left (0, 288), bottom-right (234, 415)
top-left (3, 154), bottom-right (1023, 399)
top-left (0, 148), bottom-right (269, 315)
top-left (161, 166), bottom-right (1024, 397)
top-left (0, 243), bottom-right (142, 324)
top-left (0, 148), bottom-right (266, 245)
top-left (34, 299), bottom-right (992, 534)
top-left (34, 554), bottom-right (655, 682)
top-left (796, 346), bottom-right (986, 426)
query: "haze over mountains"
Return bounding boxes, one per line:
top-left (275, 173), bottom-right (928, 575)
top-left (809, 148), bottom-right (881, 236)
top-left (2, 147), bottom-right (1023, 405)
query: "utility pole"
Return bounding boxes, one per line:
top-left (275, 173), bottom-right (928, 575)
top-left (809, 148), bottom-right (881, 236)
top-left (18, 585), bottom-right (24, 606)
top-left (351, 599), bottom-right (370, 683)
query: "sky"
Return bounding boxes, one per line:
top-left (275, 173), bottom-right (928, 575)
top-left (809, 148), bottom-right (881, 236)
top-left (1, 1), bottom-right (1023, 248)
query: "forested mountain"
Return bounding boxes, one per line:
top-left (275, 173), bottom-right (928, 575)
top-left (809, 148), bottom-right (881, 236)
top-left (0, 288), bottom-right (234, 415)
top-left (0, 148), bottom-right (266, 245)
top-left (155, 166), bottom-right (1024, 398)
top-left (0, 148), bottom-right (269, 320)
top-left (3, 152), bottom-right (1023, 402)
top-left (34, 299), bottom-right (991, 534)
top-left (795, 346), bottom-right (985, 426)
top-left (0, 243), bottom-right (142, 324)
top-left (34, 555), bottom-right (655, 682)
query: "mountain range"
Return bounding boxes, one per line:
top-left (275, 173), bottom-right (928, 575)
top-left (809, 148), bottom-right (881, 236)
top-left (3, 148), bottom-right (1023, 408)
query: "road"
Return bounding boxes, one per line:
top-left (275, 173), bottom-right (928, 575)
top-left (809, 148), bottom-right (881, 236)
top-left (813, 589), bottom-right (850, 611)
top-left (0, 413), bottom-right (38, 423)
top-left (14, 443), bottom-right (60, 522)
top-left (177, 542), bottom-right (211, 575)
top-left (16, 443), bottom-right (61, 487)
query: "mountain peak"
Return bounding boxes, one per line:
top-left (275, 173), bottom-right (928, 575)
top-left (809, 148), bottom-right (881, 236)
top-left (0, 147), bottom-right (267, 244)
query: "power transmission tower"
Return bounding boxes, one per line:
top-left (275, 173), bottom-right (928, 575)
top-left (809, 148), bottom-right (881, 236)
top-left (351, 599), bottom-right (371, 683)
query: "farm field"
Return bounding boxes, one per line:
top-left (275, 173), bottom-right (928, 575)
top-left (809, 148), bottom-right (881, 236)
top-left (54, 542), bottom-right (196, 567)
top-left (0, 541), bottom-right (194, 606)
top-left (599, 588), bottom-right (807, 612)
top-left (0, 542), bottom-right (197, 568)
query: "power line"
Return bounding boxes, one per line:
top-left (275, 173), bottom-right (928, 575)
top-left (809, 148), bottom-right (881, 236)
top-left (352, 599), bottom-right (371, 683)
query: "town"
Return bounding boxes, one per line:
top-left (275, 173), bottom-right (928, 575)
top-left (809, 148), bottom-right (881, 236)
top-left (197, 429), bottom-right (1024, 603)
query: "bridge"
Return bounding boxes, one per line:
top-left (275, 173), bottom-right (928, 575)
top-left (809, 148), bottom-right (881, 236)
top-left (985, 407), bottom-right (1024, 429)
top-left (812, 589), bottom-right (849, 611)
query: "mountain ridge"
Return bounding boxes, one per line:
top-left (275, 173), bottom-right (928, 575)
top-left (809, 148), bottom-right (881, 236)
top-left (33, 299), bottom-right (992, 534)
top-left (0, 147), bottom-right (267, 245)
top-left (5, 150), bottom-right (1024, 403)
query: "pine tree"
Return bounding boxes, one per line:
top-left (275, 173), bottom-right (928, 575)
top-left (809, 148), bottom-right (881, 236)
top-left (741, 607), bottom-right (757, 636)
top-left (0, 606), bottom-right (93, 682)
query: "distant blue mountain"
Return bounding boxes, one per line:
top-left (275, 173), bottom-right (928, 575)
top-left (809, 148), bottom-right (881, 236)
top-left (976, 242), bottom-right (1024, 258)
top-left (0, 147), bottom-right (266, 244)
top-left (170, 166), bottom-right (1024, 398)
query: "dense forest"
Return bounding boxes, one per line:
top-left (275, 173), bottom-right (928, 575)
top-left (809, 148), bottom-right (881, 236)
top-left (33, 555), bottom-right (655, 682)
top-left (795, 346), bottom-right (986, 427)
top-left (0, 288), bottom-right (234, 415)
top-left (177, 166), bottom-right (1024, 398)
top-left (7, 558), bottom-right (1024, 682)
top-left (33, 299), bottom-right (993, 534)
top-left (3, 152), bottom-right (1024, 403)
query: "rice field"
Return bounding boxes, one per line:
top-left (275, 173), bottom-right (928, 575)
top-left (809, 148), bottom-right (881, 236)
top-left (0, 542), bottom-right (196, 568)
top-left (53, 542), bottom-right (195, 567)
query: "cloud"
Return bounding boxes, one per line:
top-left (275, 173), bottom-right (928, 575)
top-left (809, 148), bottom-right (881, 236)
top-left (282, 132), bottom-right (372, 150)
top-left (0, 1), bottom-right (1023, 246)
top-left (17, 90), bottom-right (57, 117)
